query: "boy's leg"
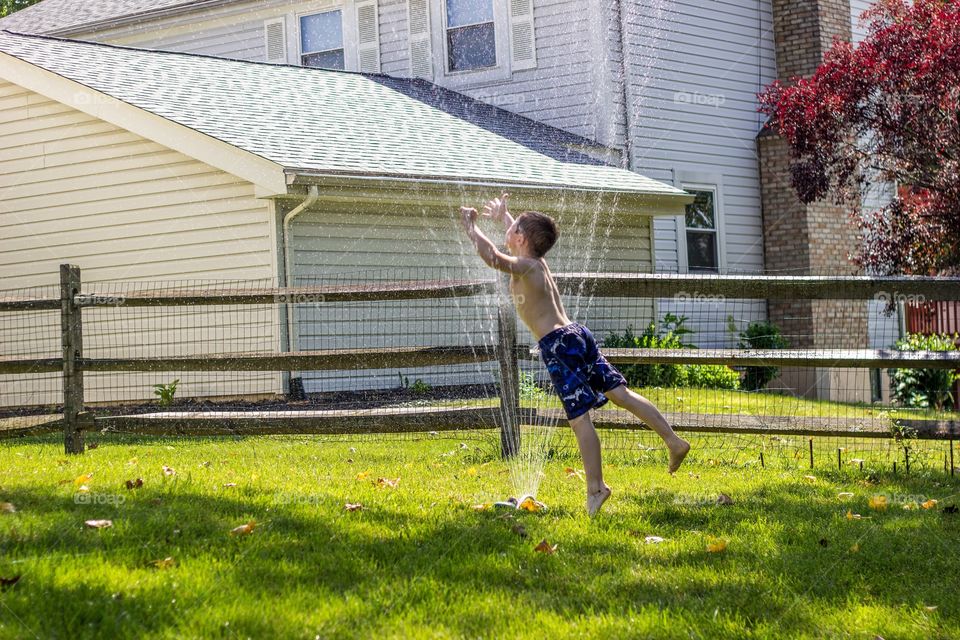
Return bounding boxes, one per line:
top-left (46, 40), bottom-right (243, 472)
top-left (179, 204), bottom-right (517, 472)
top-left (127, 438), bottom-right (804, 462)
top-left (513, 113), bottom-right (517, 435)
top-left (604, 385), bottom-right (690, 473)
top-left (568, 412), bottom-right (611, 515)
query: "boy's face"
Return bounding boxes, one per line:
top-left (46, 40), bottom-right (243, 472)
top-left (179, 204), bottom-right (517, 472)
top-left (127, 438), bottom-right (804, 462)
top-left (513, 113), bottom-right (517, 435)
top-left (505, 218), bottom-right (524, 254)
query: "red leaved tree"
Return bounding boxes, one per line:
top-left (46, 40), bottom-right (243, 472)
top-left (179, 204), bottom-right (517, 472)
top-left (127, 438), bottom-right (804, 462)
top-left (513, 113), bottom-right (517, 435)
top-left (759, 0), bottom-right (960, 276)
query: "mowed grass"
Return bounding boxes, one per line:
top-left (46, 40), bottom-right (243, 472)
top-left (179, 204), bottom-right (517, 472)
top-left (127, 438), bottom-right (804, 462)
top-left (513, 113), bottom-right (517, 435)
top-left (0, 433), bottom-right (958, 639)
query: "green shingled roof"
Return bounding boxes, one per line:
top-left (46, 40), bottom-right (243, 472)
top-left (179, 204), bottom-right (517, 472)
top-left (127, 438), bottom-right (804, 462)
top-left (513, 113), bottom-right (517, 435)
top-left (0, 30), bottom-right (690, 200)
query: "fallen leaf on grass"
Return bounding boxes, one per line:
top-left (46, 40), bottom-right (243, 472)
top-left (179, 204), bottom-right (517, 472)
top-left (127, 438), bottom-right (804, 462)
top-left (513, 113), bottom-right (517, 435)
top-left (125, 478), bottom-right (143, 490)
top-left (869, 495), bottom-right (888, 511)
top-left (465, 467), bottom-right (477, 477)
top-left (0, 502), bottom-right (15, 514)
top-left (376, 477), bottom-right (399, 489)
top-left (85, 519), bottom-right (113, 529)
top-left (902, 502), bottom-right (918, 511)
top-left (222, 483), bottom-right (237, 488)
top-left (229, 521), bottom-right (256, 536)
top-left (564, 467), bottom-right (584, 479)
top-left (87, 443), bottom-right (98, 450)
top-left (0, 575), bottom-right (20, 590)
top-left (74, 473), bottom-right (93, 487)
top-left (922, 499), bottom-right (939, 510)
top-left (470, 504), bottom-right (491, 512)
top-left (150, 557), bottom-right (175, 569)
top-left (200, 461), bottom-right (211, 468)
top-left (802, 475), bottom-right (817, 483)
top-left (716, 493), bottom-right (734, 506)
top-left (162, 466), bottom-right (176, 477)
top-left (534, 539), bottom-right (557, 554)
top-left (705, 537), bottom-right (727, 553)
top-left (837, 492), bottom-right (855, 500)
top-left (850, 543), bottom-right (860, 553)
top-left (75, 485), bottom-right (90, 493)
top-left (344, 503), bottom-right (363, 512)
top-left (925, 605), bottom-right (938, 612)
top-left (644, 536), bottom-right (666, 544)
top-left (355, 472), bottom-right (370, 481)
top-left (846, 510), bottom-right (863, 520)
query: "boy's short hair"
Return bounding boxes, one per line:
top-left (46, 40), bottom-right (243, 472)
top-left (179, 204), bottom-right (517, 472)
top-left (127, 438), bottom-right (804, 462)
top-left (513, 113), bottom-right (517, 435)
top-left (516, 211), bottom-right (558, 258)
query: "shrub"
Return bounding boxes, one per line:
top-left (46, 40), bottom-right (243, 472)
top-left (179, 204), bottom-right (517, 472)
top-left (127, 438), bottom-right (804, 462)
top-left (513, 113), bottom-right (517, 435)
top-left (603, 314), bottom-right (740, 390)
top-left (888, 333), bottom-right (959, 411)
top-left (737, 321), bottom-right (789, 391)
top-left (685, 364), bottom-right (741, 390)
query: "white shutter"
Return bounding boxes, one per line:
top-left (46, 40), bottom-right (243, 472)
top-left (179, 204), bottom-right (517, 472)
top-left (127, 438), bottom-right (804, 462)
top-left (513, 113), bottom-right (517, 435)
top-left (263, 17), bottom-right (287, 64)
top-left (407, 0), bottom-right (432, 79)
top-left (509, 0), bottom-right (536, 71)
top-left (356, 0), bottom-right (381, 73)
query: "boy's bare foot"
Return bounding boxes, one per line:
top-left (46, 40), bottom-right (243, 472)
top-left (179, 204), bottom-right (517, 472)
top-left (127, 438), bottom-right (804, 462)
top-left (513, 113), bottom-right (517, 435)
top-left (668, 438), bottom-right (691, 474)
top-left (587, 484), bottom-right (612, 516)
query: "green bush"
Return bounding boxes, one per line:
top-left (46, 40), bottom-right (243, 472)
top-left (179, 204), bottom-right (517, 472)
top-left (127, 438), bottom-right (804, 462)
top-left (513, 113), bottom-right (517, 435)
top-left (603, 314), bottom-right (740, 390)
top-left (888, 333), bottom-right (959, 411)
top-left (685, 364), bottom-right (741, 390)
top-left (737, 320), bottom-right (789, 390)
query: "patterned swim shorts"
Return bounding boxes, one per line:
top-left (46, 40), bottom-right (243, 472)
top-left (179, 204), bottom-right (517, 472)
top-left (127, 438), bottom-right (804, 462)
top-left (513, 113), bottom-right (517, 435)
top-left (538, 323), bottom-right (627, 420)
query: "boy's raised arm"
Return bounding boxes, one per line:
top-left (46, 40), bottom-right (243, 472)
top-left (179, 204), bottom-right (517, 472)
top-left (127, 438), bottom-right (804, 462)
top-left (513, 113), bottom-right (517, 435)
top-left (460, 206), bottom-right (529, 275)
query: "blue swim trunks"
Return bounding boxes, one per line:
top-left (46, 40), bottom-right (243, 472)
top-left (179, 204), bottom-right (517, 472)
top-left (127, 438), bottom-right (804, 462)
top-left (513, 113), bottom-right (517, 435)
top-left (538, 323), bottom-right (627, 420)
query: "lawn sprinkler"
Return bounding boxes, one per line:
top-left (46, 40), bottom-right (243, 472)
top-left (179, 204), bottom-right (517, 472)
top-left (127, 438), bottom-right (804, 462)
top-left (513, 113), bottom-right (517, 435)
top-left (493, 495), bottom-right (547, 512)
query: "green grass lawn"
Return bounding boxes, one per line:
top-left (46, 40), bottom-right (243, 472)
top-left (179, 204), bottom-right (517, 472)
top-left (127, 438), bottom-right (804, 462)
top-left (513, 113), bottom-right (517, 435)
top-left (1, 433), bottom-right (958, 639)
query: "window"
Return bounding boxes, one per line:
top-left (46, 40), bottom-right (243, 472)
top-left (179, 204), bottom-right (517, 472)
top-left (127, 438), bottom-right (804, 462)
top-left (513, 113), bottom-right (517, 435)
top-left (300, 10), bottom-right (344, 69)
top-left (683, 188), bottom-right (719, 273)
top-left (445, 0), bottom-right (496, 72)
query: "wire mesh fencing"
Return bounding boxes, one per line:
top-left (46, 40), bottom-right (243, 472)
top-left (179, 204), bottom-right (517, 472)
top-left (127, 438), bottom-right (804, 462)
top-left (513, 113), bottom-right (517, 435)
top-left (0, 264), bottom-right (958, 476)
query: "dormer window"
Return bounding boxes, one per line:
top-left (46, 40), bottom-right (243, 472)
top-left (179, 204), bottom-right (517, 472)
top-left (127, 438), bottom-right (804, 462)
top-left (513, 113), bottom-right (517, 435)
top-left (300, 10), bottom-right (344, 69)
top-left (444, 0), bottom-right (496, 72)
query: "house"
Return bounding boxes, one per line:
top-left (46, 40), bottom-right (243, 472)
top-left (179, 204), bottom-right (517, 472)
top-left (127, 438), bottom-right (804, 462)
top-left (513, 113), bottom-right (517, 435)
top-left (0, 28), bottom-right (690, 406)
top-left (0, 0), bottom-right (900, 406)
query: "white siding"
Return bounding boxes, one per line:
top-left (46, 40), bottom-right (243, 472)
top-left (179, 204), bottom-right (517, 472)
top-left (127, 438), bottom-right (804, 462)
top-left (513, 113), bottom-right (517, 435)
top-left (0, 80), bottom-right (280, 408)
top-left (288, 202), bottom-right (655, 392)
top-left (850, 0), bottom-right (873, 44)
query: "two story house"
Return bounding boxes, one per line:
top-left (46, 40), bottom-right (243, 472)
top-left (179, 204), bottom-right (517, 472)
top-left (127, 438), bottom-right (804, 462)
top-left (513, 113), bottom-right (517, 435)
top-left (0, 0), bottom-right (898, 405)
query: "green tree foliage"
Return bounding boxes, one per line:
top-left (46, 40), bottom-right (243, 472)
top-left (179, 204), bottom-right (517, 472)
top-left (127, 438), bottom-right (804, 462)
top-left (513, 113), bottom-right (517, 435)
top-left (1, 0), bottom-right (44, 19)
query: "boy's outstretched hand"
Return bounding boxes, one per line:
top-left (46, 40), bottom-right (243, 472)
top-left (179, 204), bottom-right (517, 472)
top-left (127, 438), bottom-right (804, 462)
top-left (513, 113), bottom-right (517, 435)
top-left (482, 192), bottom-right (509, 223)
top-left (460, 206), bottom-right (478, 232)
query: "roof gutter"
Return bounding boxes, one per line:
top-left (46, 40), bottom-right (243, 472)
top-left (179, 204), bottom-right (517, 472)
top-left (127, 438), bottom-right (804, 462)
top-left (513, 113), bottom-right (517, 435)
top-left (48, 0), bottom-right (238, 36)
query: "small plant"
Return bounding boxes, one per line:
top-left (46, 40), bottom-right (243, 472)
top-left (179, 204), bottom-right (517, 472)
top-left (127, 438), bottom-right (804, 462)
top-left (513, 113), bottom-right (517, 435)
top-left (888, 332), bottom-right (959, 411)
top-left (518, 371), bottom-right (547, 401)
top-left (410, 379), bottom-right (431, 394)
top-left (737, 320), bottom-right (789, 391)
top-left (153, 378), bottom-right (180, 407)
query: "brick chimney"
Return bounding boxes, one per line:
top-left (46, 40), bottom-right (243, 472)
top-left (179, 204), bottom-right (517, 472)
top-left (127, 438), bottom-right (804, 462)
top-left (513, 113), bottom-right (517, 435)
top-left (758, 0), bottom-right (871, 402)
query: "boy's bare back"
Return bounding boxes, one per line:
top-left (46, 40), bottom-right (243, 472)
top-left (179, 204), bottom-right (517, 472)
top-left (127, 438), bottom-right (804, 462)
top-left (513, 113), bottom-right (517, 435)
top-left (508, 259), bottom-right (571, 341)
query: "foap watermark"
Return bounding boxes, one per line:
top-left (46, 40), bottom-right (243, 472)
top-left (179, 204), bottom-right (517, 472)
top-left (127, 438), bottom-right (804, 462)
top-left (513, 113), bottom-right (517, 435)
top-left (74, 492), bottom-right (126, 506)
top-left (470, 92), bottom-right (534, 109)
top-left (71, 92), bottom-right (121, 107)
top-left (674, 291), bottom-right (726, 305)
top-left (273, 493), bottom-right (325, 506)
top-left (673, 91), bottom-right (726, 108)
top-left (75, 294), bottom-right (126, 307)
top-left (274, 292), bottom-right (327, 305)
top-left (873, 291), bottom-right (926, 306)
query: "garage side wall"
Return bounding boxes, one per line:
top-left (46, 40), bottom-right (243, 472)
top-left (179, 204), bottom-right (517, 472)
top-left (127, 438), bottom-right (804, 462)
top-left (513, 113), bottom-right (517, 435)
top-left (0, 80), bottom-right (281, 408)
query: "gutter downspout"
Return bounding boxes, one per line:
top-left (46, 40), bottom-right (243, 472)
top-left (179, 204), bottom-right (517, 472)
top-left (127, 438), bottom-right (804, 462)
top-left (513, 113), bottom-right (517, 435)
top-left (281, 185), bottom-right (320, 398)
top-left (615, 0), bottom-right (634, 171)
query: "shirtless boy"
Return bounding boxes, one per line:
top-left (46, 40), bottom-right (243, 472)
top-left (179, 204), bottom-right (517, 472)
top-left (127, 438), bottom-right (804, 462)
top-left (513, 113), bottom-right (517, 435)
top-left (460, 193), bottom-right (690, 515)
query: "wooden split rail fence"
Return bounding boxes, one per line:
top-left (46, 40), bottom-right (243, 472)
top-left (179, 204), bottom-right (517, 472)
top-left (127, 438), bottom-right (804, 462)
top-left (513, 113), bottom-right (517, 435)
top-left (2, 265), bottom-right (960, 455)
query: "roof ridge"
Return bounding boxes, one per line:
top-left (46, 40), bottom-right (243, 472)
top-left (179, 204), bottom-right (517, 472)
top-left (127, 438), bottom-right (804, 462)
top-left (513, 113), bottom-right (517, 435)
top-left (0, 28), bottom-right (390, 79)
top-left (0, 28), bottom-right (613, 155)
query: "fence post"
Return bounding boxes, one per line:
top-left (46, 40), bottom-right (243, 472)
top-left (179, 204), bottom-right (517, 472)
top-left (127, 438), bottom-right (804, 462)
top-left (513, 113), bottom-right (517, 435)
top-left (60, 264), bottom-right (85, 454)
top-left (496, 282), bottom-right (520, 459)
